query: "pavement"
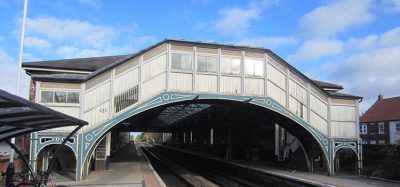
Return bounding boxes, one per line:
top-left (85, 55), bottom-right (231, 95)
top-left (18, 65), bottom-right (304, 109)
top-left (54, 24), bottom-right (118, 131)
top-left (56, 144), bottom-right (165, 187)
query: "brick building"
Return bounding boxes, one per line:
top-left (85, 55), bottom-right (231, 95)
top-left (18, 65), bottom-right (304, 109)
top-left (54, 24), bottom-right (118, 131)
top-left (360, 94), bottom-right (400, 145)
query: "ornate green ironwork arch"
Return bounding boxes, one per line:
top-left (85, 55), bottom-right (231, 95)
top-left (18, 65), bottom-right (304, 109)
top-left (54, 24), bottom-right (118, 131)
top-left (36, 135), bottom-right (77, 155)
top-left (77, 91), bottom-right (333, 180)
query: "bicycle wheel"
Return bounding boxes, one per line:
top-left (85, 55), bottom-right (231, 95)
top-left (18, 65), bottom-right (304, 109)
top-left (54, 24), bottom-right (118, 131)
top-left (44, 172), bottom-right (55, 187)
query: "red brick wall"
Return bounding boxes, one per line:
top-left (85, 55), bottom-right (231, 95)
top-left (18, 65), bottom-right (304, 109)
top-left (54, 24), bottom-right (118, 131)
top-left (360, 122), bottom-right (390, 144)
top-left (0, 158), bottom-right (27, 173)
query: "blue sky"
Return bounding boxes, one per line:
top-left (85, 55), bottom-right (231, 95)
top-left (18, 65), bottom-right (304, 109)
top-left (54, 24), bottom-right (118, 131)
top-left (0, 0), bottom-right (399, 113)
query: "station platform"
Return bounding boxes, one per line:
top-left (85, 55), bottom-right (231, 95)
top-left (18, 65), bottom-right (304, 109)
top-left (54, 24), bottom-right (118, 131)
top-left (160, 145), bottom-right (399, 187)
top-left (56, 143), bottom-right (165, 187)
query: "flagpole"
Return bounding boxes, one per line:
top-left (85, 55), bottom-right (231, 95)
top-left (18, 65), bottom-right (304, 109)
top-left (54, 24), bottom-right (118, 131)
top-left (16, 0), bottom-right (28, 95)
top-left (6, 0), bottom-right (28, 185)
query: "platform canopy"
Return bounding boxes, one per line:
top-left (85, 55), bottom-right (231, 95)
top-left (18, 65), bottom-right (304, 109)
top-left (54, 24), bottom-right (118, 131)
top-left (0, 89), bottom-right (87, 142)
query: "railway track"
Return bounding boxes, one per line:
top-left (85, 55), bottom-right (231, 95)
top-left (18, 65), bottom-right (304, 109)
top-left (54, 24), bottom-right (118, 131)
top-left (138, 143), bottom-right (192, 187)
top-left (140, 143), bottom-right (322, 187)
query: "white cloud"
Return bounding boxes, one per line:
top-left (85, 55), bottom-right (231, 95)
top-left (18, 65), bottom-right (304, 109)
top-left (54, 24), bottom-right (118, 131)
top-left (55, 44), bottom-right (137, 59)
top-left (21, 16), bottom-right (155, 60)
top-left (25, 37), bottom-right (52, 50)
top-left (345, 27), bottom-right (400, 51)
top-left (379, 27), bottom-right (400, 47)
top-left (287, 39), bottom-right (343, 62)
top-left (236, 36), bottom-right (298, 48)
top-left (316, 27), bottom-right (400, 113)
top-left (0, 48), bottom-right (29, 98)
top-left (26, 17), bottom-right (118, 48)
top-left (215, 6), bottom-right (261, 36)
top-left (322, 46), bottom-right (400, 112)
top-left (346, 35), bottom-right (378, 51)
top-left (299, 0), bottom-right (374, 37)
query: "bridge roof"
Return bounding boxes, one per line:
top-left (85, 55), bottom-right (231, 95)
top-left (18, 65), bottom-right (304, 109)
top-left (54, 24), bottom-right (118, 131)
top-left (23, 39), bottom-right (361, 100)
top-left (0, 89), bottom-right (88, 142)
top-left (313, 80), bottom-right (343, 90)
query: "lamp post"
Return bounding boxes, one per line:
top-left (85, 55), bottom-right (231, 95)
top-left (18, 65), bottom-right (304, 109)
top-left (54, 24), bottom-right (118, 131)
top-left (6, 0), bottom-right (28, 185)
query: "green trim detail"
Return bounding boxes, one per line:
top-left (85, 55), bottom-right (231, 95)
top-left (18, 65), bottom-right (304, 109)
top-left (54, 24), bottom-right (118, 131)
top-left (30, 91), bottom-right (338, 179)
top-left (78, 91), bottom-right (333, 178)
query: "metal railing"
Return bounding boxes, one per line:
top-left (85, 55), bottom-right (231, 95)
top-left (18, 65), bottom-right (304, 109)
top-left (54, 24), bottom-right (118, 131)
top-left (114, 85), bottom-right (139, 113)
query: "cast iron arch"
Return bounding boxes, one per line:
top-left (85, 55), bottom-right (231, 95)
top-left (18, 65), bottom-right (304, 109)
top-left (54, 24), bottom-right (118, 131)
top-left (78, 92), bottom-right (332, 179)
top-left (36, 144), bottom-right (77, 173)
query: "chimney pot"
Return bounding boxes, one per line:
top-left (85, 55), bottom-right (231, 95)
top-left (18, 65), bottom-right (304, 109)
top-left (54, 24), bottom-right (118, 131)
top-left (378, 93), bottom-right (384, 101)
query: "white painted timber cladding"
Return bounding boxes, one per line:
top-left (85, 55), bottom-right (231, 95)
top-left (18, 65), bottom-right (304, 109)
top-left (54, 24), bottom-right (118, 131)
top-left (45, 106), bottom-right (80, 132)
top-left (83, 101), bottom-right (110, 127)
top-left (220, 76), bottom-right (241, 94)
top-left (114, 67), bottom-right (139, 95)
top-left (289, 79), bottom-right (307, 104)
top-left (310, 111), bottom-right (328, 135)
top-left (289, 96), bottom-right (308, 120)
top-left (330, 105), bottom-right (357, 138)
top-left (142, 54), bottom-right (167, 82)
top-left (84, 82), bottom-right (111, 111)
top-left (310, 94), bottom-right (328, 119)
top-left (244, 78), bottom-right (264, 96)
top-left (331, 122), bottom-right (356, 138)
top-left (331, 106), bottom-right (356, 122)
top-left (139, 54), bottom-right (167, 100)
top-left (170, 72), bottom-right (193, 92)
top-left (196, 74), bottom-right (218, 93)
top-left (141, 72), bottom-right (166, 101)
top-left (83, 81), bottom-right (111, 128)
top-left (267, 81), bottom-right (287, 106)
top-left (267, 63), bottom-right (286, 90)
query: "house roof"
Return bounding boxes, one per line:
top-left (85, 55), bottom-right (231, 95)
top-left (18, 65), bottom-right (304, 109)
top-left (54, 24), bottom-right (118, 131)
top-left (22, 55), bottom-right (129, 72)
top-left (360, 96), bottom-right (400, 123)
top-left (0, 89), bottom-right (87, 141)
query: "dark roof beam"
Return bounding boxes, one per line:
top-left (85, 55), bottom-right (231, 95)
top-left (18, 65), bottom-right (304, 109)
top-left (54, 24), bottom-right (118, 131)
top-left (1, 115), bottom-right (56, 124)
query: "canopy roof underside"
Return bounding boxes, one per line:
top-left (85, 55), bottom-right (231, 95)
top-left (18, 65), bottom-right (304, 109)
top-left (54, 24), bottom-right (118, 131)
top-left (0, 89), bottom-right (87, 142)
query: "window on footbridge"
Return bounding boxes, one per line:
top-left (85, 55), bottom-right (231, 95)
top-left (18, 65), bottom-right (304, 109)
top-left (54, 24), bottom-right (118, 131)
top-left (221, 56), bottom-right (241, 75)
top-left (245, 58), bottom-right (264, 77)
top-left (197, 55), bottom-right (217, 73)
top-left (172, 53), bottom-right (193, 70)
top-left (41, 91), bottom-right (79, 103)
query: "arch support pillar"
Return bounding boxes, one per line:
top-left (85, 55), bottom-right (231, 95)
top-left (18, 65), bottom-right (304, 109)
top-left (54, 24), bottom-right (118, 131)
top-left (332, 138), bottom-right (362, 175)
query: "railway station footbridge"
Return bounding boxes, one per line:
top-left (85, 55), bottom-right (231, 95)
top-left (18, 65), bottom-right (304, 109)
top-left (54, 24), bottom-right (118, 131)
top-left (22, 39), bottom-right (362, 181)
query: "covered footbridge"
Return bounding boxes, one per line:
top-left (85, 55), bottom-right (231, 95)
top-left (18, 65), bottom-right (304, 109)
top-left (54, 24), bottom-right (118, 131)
top-left (22, 39), bottom-right (362, 181)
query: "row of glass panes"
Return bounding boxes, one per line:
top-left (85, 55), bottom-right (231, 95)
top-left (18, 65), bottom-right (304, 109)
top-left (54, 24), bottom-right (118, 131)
top-left (41, 91), bottom-right (79, 103)
top-left (172, 53), bottom-right (264, 76)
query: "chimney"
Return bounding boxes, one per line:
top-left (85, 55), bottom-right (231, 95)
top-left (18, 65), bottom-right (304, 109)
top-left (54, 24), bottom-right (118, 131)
top-left (378, 92), bottom-right (384, 101)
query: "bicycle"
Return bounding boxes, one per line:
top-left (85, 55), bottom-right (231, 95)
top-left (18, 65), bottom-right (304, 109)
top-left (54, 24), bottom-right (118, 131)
top-left (0, 170), bottom-right (55, 187)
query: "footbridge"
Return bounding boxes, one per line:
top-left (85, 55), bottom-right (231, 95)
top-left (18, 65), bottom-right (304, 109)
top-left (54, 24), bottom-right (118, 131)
top-left (23, 39), bottom-right (362, 181)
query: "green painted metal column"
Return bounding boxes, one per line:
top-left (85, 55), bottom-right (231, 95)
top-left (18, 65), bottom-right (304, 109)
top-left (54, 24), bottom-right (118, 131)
top-left (29, 132), bottom-right (38, 173)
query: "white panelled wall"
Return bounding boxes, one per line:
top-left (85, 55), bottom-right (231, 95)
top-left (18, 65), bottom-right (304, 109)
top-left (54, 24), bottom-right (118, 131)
top-left (35, 42), bottom-right (359, 139)
top-left (331, 100), bottom-right (357, 138)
